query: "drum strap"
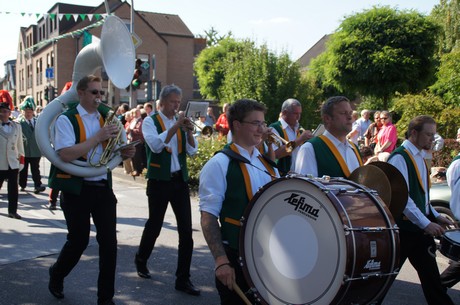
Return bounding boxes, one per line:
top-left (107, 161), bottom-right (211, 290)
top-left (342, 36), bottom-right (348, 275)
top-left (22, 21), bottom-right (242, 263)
top-left (403, 148), bottom-right (430, 192)
top-left (217, 147), bottom-right (278, 178)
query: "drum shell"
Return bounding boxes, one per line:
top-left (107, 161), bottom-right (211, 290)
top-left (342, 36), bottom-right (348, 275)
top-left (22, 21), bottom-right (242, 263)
top-left (440, 230), bottom-right (460, 261)
top-left (239, 176), bottom-right (400, 305)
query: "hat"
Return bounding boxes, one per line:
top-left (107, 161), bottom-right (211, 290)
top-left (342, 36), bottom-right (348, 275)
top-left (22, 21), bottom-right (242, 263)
top-left (20, 96), bottom-right (36, 111)
top-left (0, 90), bottom-right (13, 110)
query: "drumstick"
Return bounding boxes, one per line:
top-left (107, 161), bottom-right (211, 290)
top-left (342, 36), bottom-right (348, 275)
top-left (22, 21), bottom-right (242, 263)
top-left (233, 282), bottom-right (252, 305)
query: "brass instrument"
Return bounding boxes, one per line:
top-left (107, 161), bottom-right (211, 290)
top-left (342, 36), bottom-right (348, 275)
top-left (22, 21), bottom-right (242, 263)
top-left (183, 117), bottom-right (214, 137)
top-left (267, 132), bottom-right (296, 153)
top-left (88, 99), bottom-right (126, 167)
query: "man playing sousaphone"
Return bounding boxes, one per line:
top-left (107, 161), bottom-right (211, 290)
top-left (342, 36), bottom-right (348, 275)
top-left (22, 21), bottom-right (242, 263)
top-left (294, 96), bottom-right (363, 178)
top-left (48, 75), bottom-right (135, 305)
top-left (269, 98), bottom-right (312, 175)
top-left (200, 99), bottom-right (279, 304)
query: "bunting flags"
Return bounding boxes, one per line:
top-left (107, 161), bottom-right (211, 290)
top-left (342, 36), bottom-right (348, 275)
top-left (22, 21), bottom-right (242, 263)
top-left (0, 11), bottom-right (106, 22)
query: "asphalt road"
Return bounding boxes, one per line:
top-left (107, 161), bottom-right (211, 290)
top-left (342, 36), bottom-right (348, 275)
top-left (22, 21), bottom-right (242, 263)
top-left (0, 159), bottom-right (459, 305)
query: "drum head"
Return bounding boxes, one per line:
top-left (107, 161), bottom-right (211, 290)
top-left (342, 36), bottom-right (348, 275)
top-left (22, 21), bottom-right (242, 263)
top-left (444, 230), bottom-right (460, 245)
top-left (240, 177), bottom-right (347, 305)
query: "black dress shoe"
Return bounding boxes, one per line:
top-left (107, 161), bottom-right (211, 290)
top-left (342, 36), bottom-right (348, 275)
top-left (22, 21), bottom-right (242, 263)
top-left (48, 266), bottom-right (64, 299)
top-left (134, 254), bottom-right (151, 279)
top-left (34, 186), bottom-right (46, 194)
top-left (98, 299), bottom-right (115, 305)
top-left (175, 280), bottom-right (201, 296)
top-left (8, 213), bottom-right (22, 220)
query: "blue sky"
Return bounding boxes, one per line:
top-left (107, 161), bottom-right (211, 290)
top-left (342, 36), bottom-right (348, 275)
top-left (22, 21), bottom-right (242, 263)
top-left (0, 0), bottom-right (440, 68)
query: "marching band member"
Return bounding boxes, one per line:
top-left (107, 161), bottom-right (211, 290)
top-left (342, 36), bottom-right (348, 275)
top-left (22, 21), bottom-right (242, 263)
top-left (134, 84), bottom-right (201, 296)
top-left (0, 98), bottom-right (24, 219)
top-left (200, 99), bottom-right (279, 304)
top-left (295, 96), bottom-right (362, 178)
top-left (386, 115), bottom-right (454, 305)
top-left (269, 98), bottom-right (312, 175)
top-left (48, 75), bottom-right (135, 305)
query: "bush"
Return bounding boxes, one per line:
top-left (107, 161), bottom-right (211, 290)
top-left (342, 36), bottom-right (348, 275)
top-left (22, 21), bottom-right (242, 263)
top-left (433, 139), bottom-right (460, 168)
top-left (187, 136), bottom-right (227, 193)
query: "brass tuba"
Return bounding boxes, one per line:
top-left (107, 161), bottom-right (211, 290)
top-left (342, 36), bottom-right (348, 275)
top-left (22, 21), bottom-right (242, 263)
top-left (35, 15), bottom-right (135, 177)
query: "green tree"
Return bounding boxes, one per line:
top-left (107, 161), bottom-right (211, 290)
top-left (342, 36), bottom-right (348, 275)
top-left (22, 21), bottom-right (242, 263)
top-left (198, 26), bottom-right (232, 47)
top-left (311, 6), bottom-right (440, 109)
top-left (195, 37), bottom-right (318, 126)
top-left (430, 49), bottom-right (460, 107)
top-left (430, 0), bottom-right (460, 54)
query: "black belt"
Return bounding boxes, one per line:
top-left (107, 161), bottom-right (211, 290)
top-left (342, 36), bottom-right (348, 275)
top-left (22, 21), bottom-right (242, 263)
top-left (83, 180), bottom-right (108, 187)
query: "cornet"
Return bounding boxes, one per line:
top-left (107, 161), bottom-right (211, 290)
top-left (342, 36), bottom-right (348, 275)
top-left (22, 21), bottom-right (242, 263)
top-left (267, 132), bottom-right (296, 153)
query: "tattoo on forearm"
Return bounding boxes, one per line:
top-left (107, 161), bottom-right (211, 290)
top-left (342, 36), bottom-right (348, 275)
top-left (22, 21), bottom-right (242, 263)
top-left (201, 212), bottom-right (226, 259)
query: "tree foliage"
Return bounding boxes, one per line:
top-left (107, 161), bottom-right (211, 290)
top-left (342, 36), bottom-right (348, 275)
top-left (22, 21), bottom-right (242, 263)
top-left (310, 6), bottom-right (439, 109)
top-left (430, 49), bottom-right (460, 106)
top-left (430, 0), bottom-right (460, 54)
top-left (198, 27), bottom-right (232, 47)
top-left (194, 37), bottom-right (321, 128)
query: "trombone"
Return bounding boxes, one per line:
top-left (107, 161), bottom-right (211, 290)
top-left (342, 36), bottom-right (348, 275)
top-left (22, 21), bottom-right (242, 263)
top-left (183, 117), bottom-right (214, 137)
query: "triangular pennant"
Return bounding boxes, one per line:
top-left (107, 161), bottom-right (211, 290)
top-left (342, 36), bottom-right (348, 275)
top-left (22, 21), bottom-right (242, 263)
top-left (21, 12), bottom-right (25, 17)
top-left (28, 13), bottom-right (33, 17)
top-left (94, 14), bottom-right (101, 20)
top-left (58, 14), bottom-right (64, 21)
top-left (79, 14), bottom-right (86, 21)
top-left (72, 14), bottom-right (79, 22)
top-left (49, 13), bottom-right (56, 20)
top-left (35, 13), bottom-right (40, 18)
top-left (87, 14), bottom-right (93, 21)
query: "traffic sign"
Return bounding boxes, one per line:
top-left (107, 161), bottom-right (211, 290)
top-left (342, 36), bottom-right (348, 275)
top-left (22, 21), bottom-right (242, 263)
top-left (131, 33), bottom-right (142, 49)
top-left (46, 67), bottom-right (54, 79)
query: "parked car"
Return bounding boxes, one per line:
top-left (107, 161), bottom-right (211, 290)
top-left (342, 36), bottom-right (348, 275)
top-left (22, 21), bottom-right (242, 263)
top-left (430, 181), bottom-right (458, 226)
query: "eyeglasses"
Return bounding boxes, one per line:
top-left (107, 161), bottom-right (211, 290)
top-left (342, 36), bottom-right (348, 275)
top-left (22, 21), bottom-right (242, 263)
top-left (380, 117), bottom-right (389, 120)
top-left (241, 120), bottom-right (267, 128)
top-left (86, 89), bottom-right (105, 95)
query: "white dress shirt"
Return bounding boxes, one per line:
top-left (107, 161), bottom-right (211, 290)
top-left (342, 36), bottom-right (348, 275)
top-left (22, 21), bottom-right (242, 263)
top-left (447, 157), bottom-right (460, 220)
top-left (54, 104), bottom-right (106, 181)
top-left (387, 140), bottom-right (439, 229)
top-left (271, 118), bottom-right (302, 172)
top-left (294, 130), bottom-right (361, 177)
top-left (199, 143), bottom-right (279, 218)
top-left (142, 111), bottom-right (198, 173)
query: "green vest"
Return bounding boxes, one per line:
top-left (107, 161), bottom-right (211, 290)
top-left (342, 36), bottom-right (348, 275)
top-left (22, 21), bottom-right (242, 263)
top-left (389, 146), bottom-right (427, 232)
top-left (218, 144), bottom-right (278, 250)
top-left (19, 118), bottom-right (41, 157)
top-left (145, 113), bottom-right (188, 181)
top-left (48, 103), bottom-right (112, 195)
top-left (310, 137), bottom-right (345, 177)
top-left (269, 121), bottom-right (303, 175)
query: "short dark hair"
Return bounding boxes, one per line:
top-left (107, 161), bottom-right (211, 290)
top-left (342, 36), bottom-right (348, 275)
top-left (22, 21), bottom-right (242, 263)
top-left (159, 84), bottom-right (182, 101)
top-left (408, 115), bottom-right (436, 136)
top-left (227, 99), bottom-right (266, 132)
top-left (321, 96), bottom-right (350, 117)
top-left (76, 75), bottom-right (101, 91)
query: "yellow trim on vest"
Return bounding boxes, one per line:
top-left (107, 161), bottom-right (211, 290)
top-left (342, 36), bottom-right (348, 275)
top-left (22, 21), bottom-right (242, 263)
top-left (319, 135), bottom-right (351, 177)
top-left (98, 115), bottom-right (108, 149)
top-left (156, 115), bottom-right (182, 154)
top-left (224, 217), bottom-right (241, 227)
top-left (349, 141), bottom-right (363, 166)
top-left (149, 163), bottom-right (161, 168)
top-left (230, 143), bottom-right (253, 200)
top-left (75, 114), bottom-right (86, 144)
top-left (258, 156), bottom-right (276, 180)
top-left (403, 148), bottom-right (430, 192)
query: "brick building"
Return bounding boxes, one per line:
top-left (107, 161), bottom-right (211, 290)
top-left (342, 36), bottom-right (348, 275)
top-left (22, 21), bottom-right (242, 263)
top-left (15, 0), bottom-right (205, 108)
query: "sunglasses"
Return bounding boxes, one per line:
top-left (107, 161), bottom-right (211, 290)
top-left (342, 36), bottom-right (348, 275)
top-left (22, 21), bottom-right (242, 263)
top-left (86, 89), bottom-right (105, 95)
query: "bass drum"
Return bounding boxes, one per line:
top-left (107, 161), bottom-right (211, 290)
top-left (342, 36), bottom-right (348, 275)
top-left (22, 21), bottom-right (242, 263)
top-left (239, 176), bottom-right (399, 305)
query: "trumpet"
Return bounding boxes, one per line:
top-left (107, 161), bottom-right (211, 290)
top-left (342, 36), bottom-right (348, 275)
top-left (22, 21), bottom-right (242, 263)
top-left (89, 99), bottom-right (126, 167)
top-left (182, 117), bottom-right (213, 137)
top-left (267, 132), bottom-right (296, 153)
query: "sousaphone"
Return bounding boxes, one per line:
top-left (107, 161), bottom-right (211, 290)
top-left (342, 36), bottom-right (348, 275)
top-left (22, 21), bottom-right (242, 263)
top-left (35, 15), bottom-right (135, 177)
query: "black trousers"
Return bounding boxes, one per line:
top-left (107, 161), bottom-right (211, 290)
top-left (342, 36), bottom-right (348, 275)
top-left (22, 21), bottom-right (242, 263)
top-left (50, 182), bottom-right (117, 303)
top-left (0, 167), bottom-right (19, 214)
top-left (216, 245), bottom-right (259, 305)
top-left (137, 176), bottom-right (194, 282)
top-left (131, 144), bottom-right (145, 173)
top-left (398, 230), bottom-right (454, 305)
top-left (19, 156), bottom-right (42, 188)
top-left (440, 260), bottom-right (460, 288)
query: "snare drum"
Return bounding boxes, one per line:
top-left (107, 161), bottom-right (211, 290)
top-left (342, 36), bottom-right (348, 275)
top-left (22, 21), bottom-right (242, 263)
top-left (239, 176), bottom-right (400, 305)
top-left (440, 230), bottom-right (460, 261)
